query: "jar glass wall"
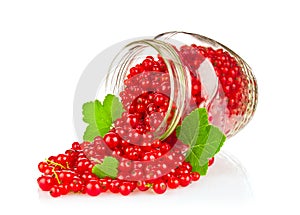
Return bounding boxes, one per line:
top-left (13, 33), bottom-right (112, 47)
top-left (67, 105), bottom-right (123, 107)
top-left (155, 31), bottom-right (258, 137)
top-left (105, 31), bottom-right (258, 139)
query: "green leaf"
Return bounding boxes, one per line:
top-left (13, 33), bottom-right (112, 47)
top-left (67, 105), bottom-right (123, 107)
top-left (176, 108), bottom-right (226, 176)
top-left (102, 94), bottom-right (125, 122)
top-left (83, 125), bottom-right (101, 142)
top-left (82, 100), bottom-right (102, 124)
top-left (92, 156), bottom-right (119, 179)
top-left (82, 94), bottom-right (124, 141)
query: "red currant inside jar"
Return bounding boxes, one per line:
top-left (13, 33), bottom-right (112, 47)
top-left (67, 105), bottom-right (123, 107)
top-left (105, 31), bottom-right (258, 142)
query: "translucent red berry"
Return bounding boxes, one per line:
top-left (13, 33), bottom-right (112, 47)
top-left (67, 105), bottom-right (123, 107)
top-left (86, 180), bottom-right (101, 196)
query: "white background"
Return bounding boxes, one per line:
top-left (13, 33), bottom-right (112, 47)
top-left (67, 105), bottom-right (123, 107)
top-left (1, 0), bottom-right (299, 214)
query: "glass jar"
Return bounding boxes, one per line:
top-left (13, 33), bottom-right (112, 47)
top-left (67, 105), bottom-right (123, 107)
top-left (105, 31), bottom-right (258, 140)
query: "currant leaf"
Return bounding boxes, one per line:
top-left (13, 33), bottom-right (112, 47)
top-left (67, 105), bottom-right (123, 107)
top-left (82, 94), bottom-right (124, 141)
top-left (176, 108), bottom-right (226, 175)
top-left (92, 156), bottom-right (119, 179)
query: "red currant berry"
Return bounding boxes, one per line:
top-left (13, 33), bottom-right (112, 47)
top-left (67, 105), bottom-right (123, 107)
top-left (43, 166), bottom-right (53, 175)
top-left (50, 185), bottom-right (61, 198)
top-left (154, 94), bottom-right (167, 107)
top-left (109, 180), bottom-right (121, 193)
top-left (179, 174), bottom-right (191, 187)
top-left (104, 132), bottom-right (121, 149)
top-left (119, 182), bottom-right (132, 196)
top-left (137, 181), bottom-right (149, 191)
top-left (56, 154), bottom-right (69, 166)
top-left (38, 162), bottom-right (49, 173)
top-left (58, 184), bottom-right (69, 195)
top-left (69, 178), bottom-right (83, 193)
top-left (208, 157), bottom-right (215, 166)
top-left (190, 172), bottom-right (200, 181)
top-left (76, 158), bottom-right (91, 173)
top-left (181, 161), bottom-right (192, 171)
top-left (152, 180), bottom-right (167, 194)
top-left (129, 114), bottom-right (139, 129)
top-left (160, 143), bottom-right (171, 153)
top-left (37, 176), bottom-right (54, 191)
top-left (48, 156), bottom-right (57, 163)
top-left (151, 139), bottom-right (162, 148)
top-left (86, 180), bottom-right (101, 196)
top-left (72, 142), bottom-right (81, 150)
top-left (167, 177), bottom-right (180, 189)
top-left (99, 179), bottom-right (109, 192)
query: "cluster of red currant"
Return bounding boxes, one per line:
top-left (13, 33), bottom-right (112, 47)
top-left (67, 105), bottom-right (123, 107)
top-left (189, 45), bottom-right (248, 116)
top-left (37, 141), bottom-right (214, 197)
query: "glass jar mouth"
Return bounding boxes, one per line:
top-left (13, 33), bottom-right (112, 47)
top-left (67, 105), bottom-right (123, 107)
top-left (105, 39), bottom-right (190, 140)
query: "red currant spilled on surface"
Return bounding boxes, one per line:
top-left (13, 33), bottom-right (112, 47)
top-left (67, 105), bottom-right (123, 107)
top-left (37, 140), bottom-right (205, 197)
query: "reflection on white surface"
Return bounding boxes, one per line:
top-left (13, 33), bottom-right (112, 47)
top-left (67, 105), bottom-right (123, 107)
top-left (38, 151), bottom-right (252, 207)
top-left (191, 150), bottom-right (253, 201)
